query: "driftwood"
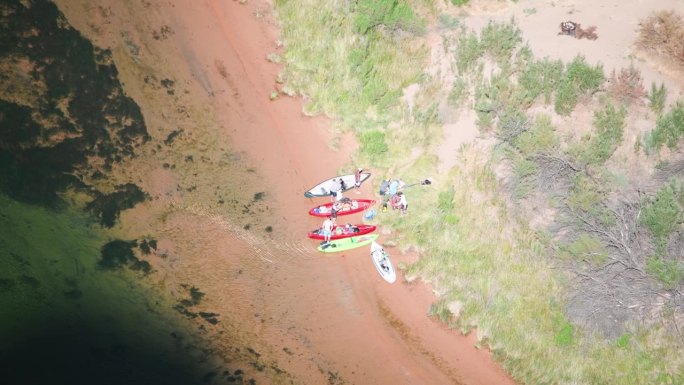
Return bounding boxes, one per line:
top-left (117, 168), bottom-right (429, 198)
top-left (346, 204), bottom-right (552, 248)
top-left (558, 21), bottom-right (598, 40)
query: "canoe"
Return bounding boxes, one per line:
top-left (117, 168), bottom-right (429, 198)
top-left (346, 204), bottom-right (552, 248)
top-left (304, 172), bottom-right (371, 198)
top-left (308, 199), bottom-right (376, 217)
top-left (317, 234), bottom-right (379, 253)
top-left (308, 224), bottom-right (376, 240)
top-left (370, 241), bottom-right (396, 283)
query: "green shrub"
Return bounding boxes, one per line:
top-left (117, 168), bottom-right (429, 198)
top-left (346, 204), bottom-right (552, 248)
top-left (566, 174), bottom-right (603, 212)
top-left (585, 102), bottom-right (626, 165)
top-left (428, 300), bottom-right (454, 323)
top-left (515, 114), bottom-right (559, 156)
top-left (438, 186), bottom-right (456, 213)
top-left (566, 56), bottom-right (604, 92)
top-left (353, 0), bottom-right (425, 34)
top-left (554, 77), bottom-right (578, 116)
top-left (475, 71), bottom-right (517, 128)
top-left (450, 0), bottom-right (470, 6)
top-left (559, 233), bottom-right (607, 265)
top-left (277, 1), bottom-right (425, 130)
top-left (512, 157), bottom-right (538, 199)
top-left (646, 257), bottom-right (684, 289)
top-left (447, 78), bottom-right (468, 108)
top-left (479, 20), bottom-right (522, 67)
top-left (439, 13), bottom-right (460, 29)
top-left (555, 322), bottom-right (574, 347)
top-left (646, 101), bottom-right (684, 150)
top-left (453, 28), bottom-right (483, 74)
top-left (554, 56), bottom-right (604, 115)
top-left (642, 183), bottom-right (681, 247)
top-left (497, 107), bottom-right (529, 144)
top-left (518, 57), bottom-right (564, 105)
top-left (359, 130), bottom-right (389, 159)
top-left (616, 334), bottom-right (630, 348)
top-left (648, 82), bottom-right (667, 115)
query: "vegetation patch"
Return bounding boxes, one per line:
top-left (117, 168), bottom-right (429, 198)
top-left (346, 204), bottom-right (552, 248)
top-left (99, 239), bottom-right (151, 274)
top-left (0, 0), bottom-right (149, 210)
top-left (554, 56), bottom-right (604, 115)
top-left (86, 183), bottom-right (148, 228)
top-left (644, 101), bottom-right (684, 151)
top-left (277, 2), bottom-right (684, 384)
top-left (636, 10), bottom-right (684, 68)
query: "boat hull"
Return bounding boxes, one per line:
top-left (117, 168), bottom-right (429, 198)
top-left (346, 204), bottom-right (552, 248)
top-left (308, 199), bottom-right (375, 217)
top-left (317, 234), bottom-right (379, 253)
top-left (304, 172), bottom-right (371, 198)
top-left (370, 241), bottom-right (396, 283)
top-left (308, 224), bottom-right (376, 240)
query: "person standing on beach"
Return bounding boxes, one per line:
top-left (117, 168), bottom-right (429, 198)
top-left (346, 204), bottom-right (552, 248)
top-left (322, 216), bottom-right (334, 243)
top-left (388, 178), bottom-right (399, 199)
top-left (354, 168), bottom-right (363, 194)
top-left (330, 178), bottom-right (341, 202)
top-left (380, 178), bottom-right (391, 211)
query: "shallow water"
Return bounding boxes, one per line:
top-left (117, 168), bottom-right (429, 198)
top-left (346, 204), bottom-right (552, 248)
top-left (0, 195), bottom-right (243, 384)
top-left (0, 1), bottom-right (248, 382)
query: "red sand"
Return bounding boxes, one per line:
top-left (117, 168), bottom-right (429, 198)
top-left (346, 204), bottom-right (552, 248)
top-left (187, 1), bottom-right (515, 383)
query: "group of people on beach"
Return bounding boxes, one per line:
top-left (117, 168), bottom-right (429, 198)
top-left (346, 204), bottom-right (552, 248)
top-left (319, 169), bottom-right (413, 243)
top-left (379, 177), bottom-right (408, 215)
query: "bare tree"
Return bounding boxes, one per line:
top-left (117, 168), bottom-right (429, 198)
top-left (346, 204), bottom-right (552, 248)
top-left (560, 194), bottom-right (684, 338)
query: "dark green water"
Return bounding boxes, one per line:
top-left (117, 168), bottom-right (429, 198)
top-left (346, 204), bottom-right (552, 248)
top-left (0, 1), bottom-right (244, 383)
top-left (0, 195), bottom-right (214, 385)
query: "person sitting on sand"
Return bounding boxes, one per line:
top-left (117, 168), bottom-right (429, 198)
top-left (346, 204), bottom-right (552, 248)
top-left (329, 179), bottom-right (341, 202)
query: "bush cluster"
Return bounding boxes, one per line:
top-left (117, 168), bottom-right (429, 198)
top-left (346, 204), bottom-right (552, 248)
top-left (584, 102), bottom-right (626, 165)
top-left (554, 56), bottom-right (604, 116)
top-left (644, 101), bottom-right (684, 151)
top-left (636, 10), bottom-right (684, 67)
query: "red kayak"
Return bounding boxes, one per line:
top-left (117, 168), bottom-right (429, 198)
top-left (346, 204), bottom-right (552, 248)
top-left (309, 198), bottom-right (376, 217)
top-left (308, 224), bottom-right (377, 240)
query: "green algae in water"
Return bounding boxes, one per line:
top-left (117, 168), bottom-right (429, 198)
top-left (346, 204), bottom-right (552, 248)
top-left (0, 194), bottom-right (230, 384)
top-left (0, 0), bottom-right (149, 209)
top-left (87, 183), bottom-right (148, 228)
top-left (99, 239), bottom-right (152, 274)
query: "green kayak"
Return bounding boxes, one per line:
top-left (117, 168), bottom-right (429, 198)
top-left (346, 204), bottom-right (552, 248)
top-left (317, 234), bottom-right (379, 253)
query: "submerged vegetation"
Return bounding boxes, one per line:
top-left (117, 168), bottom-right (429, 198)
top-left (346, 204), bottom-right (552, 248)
top-left (0, 0), bottom-right (148, 215)
top-left (0, 2), bottom-right (244, 383)
top-left (275, 1), bottom-right (684, 383)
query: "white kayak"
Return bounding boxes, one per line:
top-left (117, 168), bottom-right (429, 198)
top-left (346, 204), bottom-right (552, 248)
top-left (370, 241), bottom-right (396, 283)
top-left (304, 172), bottom-right (371, 198)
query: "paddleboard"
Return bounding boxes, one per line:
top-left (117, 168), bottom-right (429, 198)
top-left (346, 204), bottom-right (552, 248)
top-left (304, 172), bottom-right (371, 198)
top-left (317, 234), bottom-right (379, 253)
top-left (370, 241), bottom-right (396, 283)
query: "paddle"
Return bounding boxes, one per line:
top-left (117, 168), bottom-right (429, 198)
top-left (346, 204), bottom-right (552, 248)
top-left (403, 178), bottom-right (432, 188)
top-left (320, 241), bottom-right (336, 250)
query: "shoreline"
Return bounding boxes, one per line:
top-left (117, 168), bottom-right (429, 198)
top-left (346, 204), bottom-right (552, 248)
top-left (54, 0), bottom-right (516, 384)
